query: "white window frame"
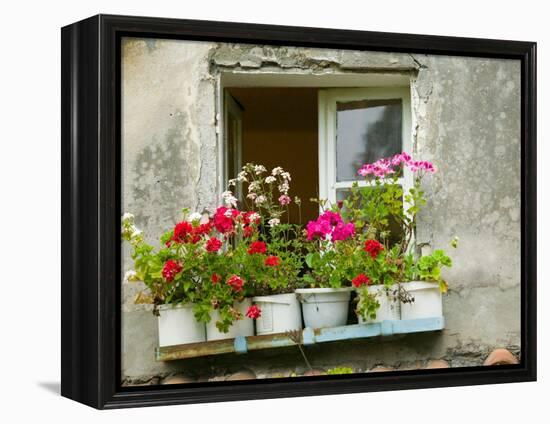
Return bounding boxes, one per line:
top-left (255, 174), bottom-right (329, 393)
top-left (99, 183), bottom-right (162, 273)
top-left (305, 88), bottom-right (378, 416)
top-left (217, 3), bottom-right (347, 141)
top-left (318, 86), bottom-right (413, 205)
top-left (223, 92), bottom-right (243, 191)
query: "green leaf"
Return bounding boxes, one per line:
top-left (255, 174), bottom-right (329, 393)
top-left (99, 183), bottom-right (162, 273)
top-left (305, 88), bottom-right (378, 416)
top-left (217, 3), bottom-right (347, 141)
top-left (303, 274), bottom-right (315, 284)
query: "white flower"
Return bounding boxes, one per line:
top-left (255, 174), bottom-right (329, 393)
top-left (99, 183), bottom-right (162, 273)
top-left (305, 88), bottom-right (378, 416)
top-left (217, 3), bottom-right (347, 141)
top-left (222, 190), bottom-right (238, 207)
top-left (248, 181), bottom-right (260, 192)
top-left (268, 218), bottom-right (280, 227)
top-left (265, 176), bottom-right (276, 184)
top-left (188, 212), bottom-right (202, 222)
top-left (247, 192), bottom-right (257, 200)
top-left (248, 212), bottom-right (261, 222)
top-left (255, 195), bottom-right (266, 205)
top-left (271, 166), bottom-right (283, 176)
top-left (228, 178), bottom-right (237, 187)
top-left (128, 224), bottom-right (141, 238)
top-left (122, 212), bottom-right (134, 222)
top-left (224, 208), bottom-right (234, 218)
top-left (278, 182), bottom-right (289, 194)
top-left (237, 171), bottom-right (248, 182)
top-left (254, 165), bottom-right (267, 175)
top-left (281, 171), bottom-right (291, 181)
top-left (124, 270), bottom-right (138, 282)
top-left (128, 226), bottom-right (143, 246)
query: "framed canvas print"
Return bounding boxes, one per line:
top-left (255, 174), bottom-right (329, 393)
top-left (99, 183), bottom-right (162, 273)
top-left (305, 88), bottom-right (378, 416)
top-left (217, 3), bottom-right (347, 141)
top-left (61, 14), bottom-right (536, 409)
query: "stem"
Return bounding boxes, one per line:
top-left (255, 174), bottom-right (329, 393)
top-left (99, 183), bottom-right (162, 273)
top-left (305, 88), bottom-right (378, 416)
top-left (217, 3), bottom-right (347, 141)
top-left (297, 343), bottom-right (313, 371)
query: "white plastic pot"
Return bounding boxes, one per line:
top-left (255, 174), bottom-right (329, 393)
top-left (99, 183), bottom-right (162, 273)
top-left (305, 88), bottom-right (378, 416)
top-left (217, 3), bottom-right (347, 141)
top-left (400, 281), bottom-right (443, 320)
top-left (206, 298), bottom-right (255, 341)
top-left (357, 284), bottom-right (401, 324)
top-left (157, 303), bottom-right (206, 347)
top-left (253, 293), bottom-right (302, 335)
top-left (295, 288), bottom-right (351, 329)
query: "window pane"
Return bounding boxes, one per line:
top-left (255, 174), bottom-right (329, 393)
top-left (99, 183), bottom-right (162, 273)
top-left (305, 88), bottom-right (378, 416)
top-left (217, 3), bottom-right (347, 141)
top-left (336, 98), bottom-right (402, 182)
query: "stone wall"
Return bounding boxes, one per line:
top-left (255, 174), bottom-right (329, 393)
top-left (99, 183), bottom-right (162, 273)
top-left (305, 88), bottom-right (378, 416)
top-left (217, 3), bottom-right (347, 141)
top-left (121, 37), bottom-right (521, 383)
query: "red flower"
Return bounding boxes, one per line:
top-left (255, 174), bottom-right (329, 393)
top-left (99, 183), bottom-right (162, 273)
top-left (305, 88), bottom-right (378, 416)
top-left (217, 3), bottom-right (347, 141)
top-left (352, 273), bottom-right (371, 288)
top-left (206, 237), bottom-right (222, 252)
top-left (211, 273), bottom-right (221, 284)
top-left (226, 275), bottom-right (244, 292)
top-left (247, 241), bottom-right (267, 255)
top-left (246, 305), bottom-right (262, 319)
top-left (264, 255), bottom-right (280, 267)
top-left (162, 259), bottom-right (182, 282)
top-left (195, 222), bottom-right (211, 236)
top-left (172, 221), bottom-right (211, 244)
top-left (364, 239), bottom-right (384, 258)
top-left (172, 221), bottom-right (193, 243)
top-left (243, 225), bottom-right (255, 238)
top-left (213, 207), bottom-right (239, 234)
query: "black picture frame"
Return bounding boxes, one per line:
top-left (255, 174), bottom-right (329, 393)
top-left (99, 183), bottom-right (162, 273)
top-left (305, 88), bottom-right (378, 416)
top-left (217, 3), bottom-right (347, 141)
top-left (61, 14), bottom-right (537, 409)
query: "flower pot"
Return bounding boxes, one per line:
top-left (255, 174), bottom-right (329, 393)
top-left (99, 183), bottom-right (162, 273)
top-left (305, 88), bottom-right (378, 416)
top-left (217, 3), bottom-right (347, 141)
top-left (252, 293), bottom-right (303, 335)
top-left (206, 298), bottom-right (255, 341)
top-left (400, 281), bottom-right (443, 320)
top-left (295, 288), bottom-right (351, 329)
top-left (157, 303), bottom-right (206, 347)
top-left (357, 284), bottom-right (401, 324)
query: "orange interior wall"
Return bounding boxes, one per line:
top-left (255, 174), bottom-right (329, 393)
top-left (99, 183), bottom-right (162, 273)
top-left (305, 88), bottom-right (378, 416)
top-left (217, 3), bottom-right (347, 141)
top-left (227, 87), bottom-right (319, 225)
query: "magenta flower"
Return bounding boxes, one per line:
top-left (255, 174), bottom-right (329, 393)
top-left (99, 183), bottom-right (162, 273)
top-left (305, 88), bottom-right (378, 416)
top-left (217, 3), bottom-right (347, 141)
top-left (306, 219), bottom-right (333, 240)
top-left (307, 211), bottom-right (354, 242)
top-left (331, 222), bottom-right (355, 241)
top-left (358, 152), bottom-right (435, 178)
top-left (318, 210), bottom-right (343, 226)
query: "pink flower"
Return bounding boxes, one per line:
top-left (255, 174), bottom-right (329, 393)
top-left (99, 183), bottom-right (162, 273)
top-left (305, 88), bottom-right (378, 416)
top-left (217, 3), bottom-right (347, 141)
top-left (278, 195), bottom-right (292, 206)
top-left (246, 305), bottom-right (262, 319)
top-left (409, 160), bottom-right (436, 173)
top-left (306, 218), bottom-right (332, 240)
top-left (331, 222), bottom-right (355, 241)
top-left (318, 210), bottom-right (343, 226)
top-left (358, 152), bottom-right (435, 178)
top-left (391, 152), bottom-right (412, 166)
top-left (306, 211), bottom-right (353, 241)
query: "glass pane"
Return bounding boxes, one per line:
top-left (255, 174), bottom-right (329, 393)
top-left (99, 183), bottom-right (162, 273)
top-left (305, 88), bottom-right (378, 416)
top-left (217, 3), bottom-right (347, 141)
top-left (336, 98), bottom-right (402, 182)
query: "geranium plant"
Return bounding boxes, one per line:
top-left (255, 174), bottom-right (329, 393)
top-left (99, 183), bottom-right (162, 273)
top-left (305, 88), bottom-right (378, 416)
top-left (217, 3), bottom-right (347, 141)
top-left (224, 163), bottom-right (306, 296)
top-left (122, 163), bottom-right (306, 333)
top-left (343, 152), bottom-right (455, 321)
top-left (122, 210), bottom-right (214, 314)
top-left (302, 210), bottom-right (358, 288)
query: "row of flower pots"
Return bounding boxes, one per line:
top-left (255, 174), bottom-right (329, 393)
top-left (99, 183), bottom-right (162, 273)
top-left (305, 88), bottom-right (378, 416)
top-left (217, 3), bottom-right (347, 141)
top-left (158, 282), bottom-right (443, 347)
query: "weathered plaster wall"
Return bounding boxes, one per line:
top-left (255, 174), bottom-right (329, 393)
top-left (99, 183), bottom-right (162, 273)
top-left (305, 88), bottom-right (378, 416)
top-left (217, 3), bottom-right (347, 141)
top-left (121, 38), bottom-right (218, 378)
top-left (121, 38), bottom-right (520, 383)
top-left (412, 54), bottom-right (521, 358)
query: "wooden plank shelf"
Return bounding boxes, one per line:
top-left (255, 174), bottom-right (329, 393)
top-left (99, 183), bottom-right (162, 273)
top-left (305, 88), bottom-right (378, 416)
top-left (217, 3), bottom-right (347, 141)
top-left (155, 317), bottom-right (445, 362)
